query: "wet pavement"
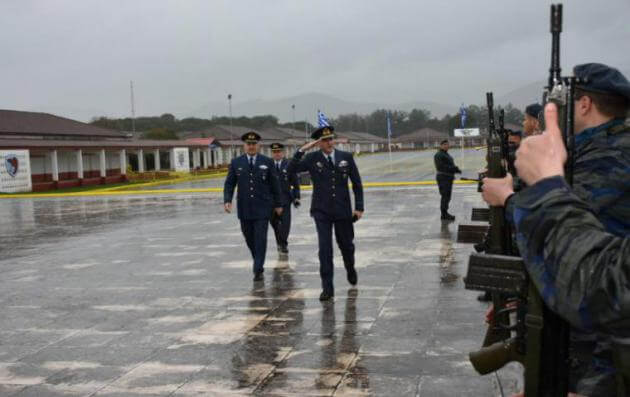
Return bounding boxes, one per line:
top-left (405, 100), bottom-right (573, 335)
top-left (132, 149), bottom-right (485, 191)
top-left (0, 151), bottom-right (520, 396)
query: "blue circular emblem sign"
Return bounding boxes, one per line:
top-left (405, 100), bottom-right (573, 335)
top-left (5, 154), bottom-right (19, 177)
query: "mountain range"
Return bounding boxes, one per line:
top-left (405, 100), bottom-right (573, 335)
top-left (185, 92), bottom-right (460, 123)
top-left (21, 68), bottom-right (630, 123)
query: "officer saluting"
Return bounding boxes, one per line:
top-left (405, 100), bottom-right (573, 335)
top-left (287, 126), bottom-right (364, 301)
top-left (269, 142), bottom-right (301, 254)
top-left (224, 132), bottom-right (284, 281)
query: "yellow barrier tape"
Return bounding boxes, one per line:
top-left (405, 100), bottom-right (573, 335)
top-left (0, 179), bottom-right (474, 199)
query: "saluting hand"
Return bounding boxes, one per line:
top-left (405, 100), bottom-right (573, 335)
top-left (224, 203), bottom-right (232, 213)
top-left (515, 103), bottom-right (567, 185)
top-left (299, 138), bottom-right (321, 152)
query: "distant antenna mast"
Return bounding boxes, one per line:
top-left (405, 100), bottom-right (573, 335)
top-left (130, 80), bottom-right (136, 134)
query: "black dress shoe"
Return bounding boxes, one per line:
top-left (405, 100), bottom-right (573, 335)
top-left (441, 213), bottom-right (456, 221)
top-left (280, 246), bottom-right (289, 254)
top-left (347, 268), bottom-right (358, 286)
top-left (253, 272), bottom-right (264, 281)
top-left (319, 290), bottom-right (334, 301)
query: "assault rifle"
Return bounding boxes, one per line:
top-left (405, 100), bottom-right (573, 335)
top-left (464, 5), bottom-right (574, 396)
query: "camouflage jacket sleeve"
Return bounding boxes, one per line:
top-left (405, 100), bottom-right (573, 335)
top-left (512, 176), bottom-right (630, 336)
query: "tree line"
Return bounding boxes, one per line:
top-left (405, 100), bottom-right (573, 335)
top-left (90, 103), bottom-right (524, 140)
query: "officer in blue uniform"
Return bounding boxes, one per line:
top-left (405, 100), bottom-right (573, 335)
top-left (270, 142), bottom-right (301, 254)
top-left (224, 132), bottom-right (284, 281)
top-left (287, 126), bottom-right (364, 301)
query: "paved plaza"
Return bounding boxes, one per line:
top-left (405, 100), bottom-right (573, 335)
top-left (0, 151), bottom-right (520, 396)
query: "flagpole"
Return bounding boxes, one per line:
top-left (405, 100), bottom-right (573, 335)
top-left (388, 135), bottom-right (392, 173)
top-left (386, 112), bottom-right (393, 173)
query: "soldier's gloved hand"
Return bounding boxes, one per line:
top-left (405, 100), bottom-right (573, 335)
top-left (515, 103), bottom-right (567, 185)
top-left (293, 199), bottom-right (301, 209)
top-left (481, 174), bottom-right (514, 207)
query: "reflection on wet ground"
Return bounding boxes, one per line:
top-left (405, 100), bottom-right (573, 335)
top-left (0, 160), bottom-right (520, 396)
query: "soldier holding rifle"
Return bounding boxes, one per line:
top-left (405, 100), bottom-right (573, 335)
top-left (482, 64), bottom-right (630, 396)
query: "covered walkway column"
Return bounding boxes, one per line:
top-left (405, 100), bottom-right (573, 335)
top-left (193, 148), bottom-right (201, 169)
top-left (206, 148), bottom-right (212, 168)
top-left (154, 149), bottom-right (161, 171)
top-left (169, 149), bottom-right (175, 171)
top-left (216, 148), bottom-right (224, 166)
top-left (120, 149), bottom-right (127, 176)
top-left (138, 149), bottom-right (145, 172)
top-left (76, 149), bottom-right (84, 180)
top-left (51, 149), bottom-right (59, 184)
top-left (99, 149), bottom-right (106, 180)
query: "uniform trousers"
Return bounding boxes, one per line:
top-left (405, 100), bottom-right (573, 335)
top-left (240, 219), bottom-right (269, 274)
top-left (270, 204), bottom-right (291, 249)
top-left (437, 174), bottom-right (454, 215)
top-left (314, 215), bottom-right (355, 293)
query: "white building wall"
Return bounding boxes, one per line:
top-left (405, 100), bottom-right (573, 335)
top-left (107, 152), bottom-right (120, 170)
top-left (31, 155), bottom-right (47, 174)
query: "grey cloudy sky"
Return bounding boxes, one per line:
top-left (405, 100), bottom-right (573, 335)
top-left (1, 0), bottom-right (629, 121)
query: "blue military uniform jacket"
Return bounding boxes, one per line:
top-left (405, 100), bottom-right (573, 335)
top-left (224, 154), bottom-right (283, 220)
top-left (288, 149), bottom-right (363, 220)
top-left (274, 158), bottom-right (300, 206)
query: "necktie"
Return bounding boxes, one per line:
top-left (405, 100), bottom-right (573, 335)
top-left (327, 155), bottom-right (334, 167)
top-left (249, 157), bottom-right (254, 169)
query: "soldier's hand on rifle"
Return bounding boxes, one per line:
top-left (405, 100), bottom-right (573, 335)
top-left (299, 138), bottom-right (321, 152)
top-left (481, 174), bottom-right (514, 207)
top-left (224, 202), bottom-right (232, 213)
top-left (515, 102), bottom-right (567, 185)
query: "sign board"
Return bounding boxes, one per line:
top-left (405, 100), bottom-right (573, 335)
top-left (172, 147), bottom-right (190, 172)
top-left (0, 150), bottom-right (32, 193)
top-left (454, 128), bottom-right (480, 137)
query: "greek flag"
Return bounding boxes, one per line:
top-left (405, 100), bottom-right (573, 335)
top-left (460, 104), bottom-right (467, 128)
top-left (386, 112), bottom-right (392, 139)
top-left (317, 110), bottom-right (330, 127)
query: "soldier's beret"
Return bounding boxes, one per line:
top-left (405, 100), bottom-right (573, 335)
top-left (574, 63), bottom-right (630, 101)
top-left (525, 103), bottom-right (543, 119)
top-left (270, 142), bottom-right (284, 151)
top-left (241, 131), bottom-right (261, 143)
top-left (311, 126), bottom-right (335, 140)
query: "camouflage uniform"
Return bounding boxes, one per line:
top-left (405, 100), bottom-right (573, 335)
top-left (506, 119), bottom-right (630, 395)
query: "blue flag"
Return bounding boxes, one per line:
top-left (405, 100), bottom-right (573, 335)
top-left (317, 110), bottom-right (330, 127)
top-left (386, 112), bottom-right (392, 139)
top-left (460, 104), bottom-right (467, 128)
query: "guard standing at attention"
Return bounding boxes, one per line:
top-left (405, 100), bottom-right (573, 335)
top-left (224, 132), bottom-right (284, 281)
top-left (434, 139), bottom-right (462, 220)
top-left (270, 142), bottom-right (301, 254)
top-left (287, 126), bottom-right (364, 301)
